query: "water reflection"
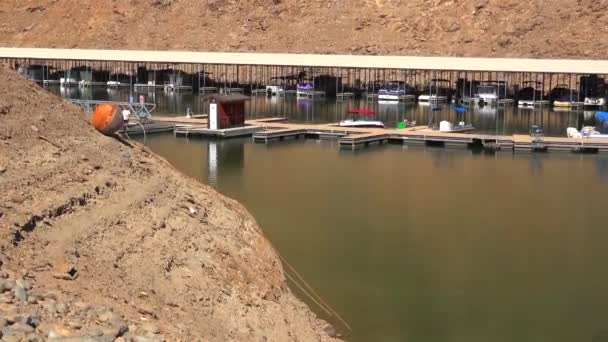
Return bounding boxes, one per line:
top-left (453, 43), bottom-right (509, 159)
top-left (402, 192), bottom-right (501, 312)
top-left (207, 139), bottom-right (244, 186)
top-left (140, 135), bottom-right (608, 342)
top-left (46, 85), bottom-right (605, 136)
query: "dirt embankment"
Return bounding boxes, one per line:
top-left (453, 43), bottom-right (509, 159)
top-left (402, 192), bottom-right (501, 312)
top-left (0, 65), bottom-right (338, 341)
top-left (0, 0), bottom-right (607, 59)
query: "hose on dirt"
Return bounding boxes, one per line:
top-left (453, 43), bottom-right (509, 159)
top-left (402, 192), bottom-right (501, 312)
top-left (272, 246), bottom-right (353, 334)
top-left (123, 121), bottom-right (147, 145)
top-left (124, 141), bottom-right (351, 334)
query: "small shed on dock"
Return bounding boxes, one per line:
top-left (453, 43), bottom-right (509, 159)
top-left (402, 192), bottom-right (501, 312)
top-left (206, 94), bottom-right (249, 130)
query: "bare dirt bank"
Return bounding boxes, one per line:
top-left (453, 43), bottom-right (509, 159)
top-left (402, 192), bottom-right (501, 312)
top-left (0, 0), bottom-right (607, 59)
top-left (0, 65), bottom-right (338, 341)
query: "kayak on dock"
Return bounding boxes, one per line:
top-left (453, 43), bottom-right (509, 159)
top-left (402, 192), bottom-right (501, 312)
top-left (339, 109), bottom-right (385, 128)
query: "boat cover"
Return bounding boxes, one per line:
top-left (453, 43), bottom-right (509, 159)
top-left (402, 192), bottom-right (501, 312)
top-left (596, 111), bottom-right (608, 121)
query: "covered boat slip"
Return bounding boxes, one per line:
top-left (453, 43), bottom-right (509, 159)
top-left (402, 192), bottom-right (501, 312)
top-left (4, 48), bottom-right (608, 73)
top-left (5, 48), bottom-right (608, 108)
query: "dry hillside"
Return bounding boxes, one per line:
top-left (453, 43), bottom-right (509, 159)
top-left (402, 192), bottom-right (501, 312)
top-left (0, 65), bottom-right (338, 341)
top-left (0, 0), bottom-right (606, 58)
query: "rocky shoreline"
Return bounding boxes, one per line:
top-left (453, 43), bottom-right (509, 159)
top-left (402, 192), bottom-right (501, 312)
top-left (0, 65), bottom-right (339, 341)
top-left (1, 261), bottom-right (164, 342)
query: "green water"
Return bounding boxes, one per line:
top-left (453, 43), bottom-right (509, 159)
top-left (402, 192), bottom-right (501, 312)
top-left (142, 133), bottom-right (608, 342)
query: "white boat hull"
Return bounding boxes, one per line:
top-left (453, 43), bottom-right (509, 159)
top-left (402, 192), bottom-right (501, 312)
top-left (518, 100), bottom-right (549, 107)
top-left (338, 120), bottom-right (384, 128)
top-left (378, 94), bottom-right (400, 101)
top-left (584, 97), bottom-right (606, 107)
top-left (266, 85), bottom-right (284, 95)
top-left (418, 95), bottom-right (447, 102)
top-left (477, 95), bottom-right (498, 104)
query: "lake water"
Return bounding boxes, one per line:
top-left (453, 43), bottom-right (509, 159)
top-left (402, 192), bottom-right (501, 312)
top-left (141, 133), bottom-right (608, 342)
top-left (47, 85), bottom-right (608, 137)
top-left (49, 85), bottom-right (608, 340)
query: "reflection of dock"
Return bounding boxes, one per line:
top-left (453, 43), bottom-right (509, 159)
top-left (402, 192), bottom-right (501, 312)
top-left (518, 100), bottom-right (550, 108)
top-left (336, 92), bottom-right (355, 99)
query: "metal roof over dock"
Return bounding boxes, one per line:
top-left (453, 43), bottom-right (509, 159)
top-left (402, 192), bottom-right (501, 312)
top-left (2, 47), bottom-right (608, 74)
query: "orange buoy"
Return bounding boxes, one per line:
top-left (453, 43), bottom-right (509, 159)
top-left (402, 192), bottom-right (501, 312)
top-left (91, 104), bottom-right (124, 135)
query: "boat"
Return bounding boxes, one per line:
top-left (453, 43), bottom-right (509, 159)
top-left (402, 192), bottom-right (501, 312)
top-left (580, 75), bottom-right (607, 108)
top-left (338, 109), bottom-right (385, 128)
top-left (439, 120), bottom-right (474, 133)
top-left (584, 97), bottom-right (606, 107)
top-left (339, 119), bottom-right (385, 128)
top-left (475, 84), bottom-right (498, 105)
top-left (418, 79), bottom-right (452, 103)
top-left (597, 111), bottom-right (608, 121)
top-left (378, 88), bottom-right (406, 101)
top-left (550, 84), bottom-right (581, 108)
top-left (567, 126), bottom-right (608, 139)
top-left (517, 81), bottom-right (548, 107)
top-left (296, 83), bottom-right (314, 97)
top-left (265, 85), bottom-right (284, 96)
top-left (107, 81), bottom-right (121, 88)
top-left (377, 83), bottom-right (415, 101)
top-left (59, 77), bottom-right (78, 86)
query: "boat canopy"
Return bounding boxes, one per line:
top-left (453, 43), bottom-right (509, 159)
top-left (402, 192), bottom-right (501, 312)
top-left (451, 106), bottom-right (467, 113)
top-left (597, 111), bottom-right (608, 121)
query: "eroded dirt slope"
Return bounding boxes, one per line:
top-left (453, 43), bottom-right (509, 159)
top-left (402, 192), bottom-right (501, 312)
top-left (0, 0), bottom-right (607, 58)
top-left (0, 65), bottom-right (338, 341)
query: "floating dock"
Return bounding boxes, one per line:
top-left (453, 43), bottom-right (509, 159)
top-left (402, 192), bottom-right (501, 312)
top-left (339, 132), bottom-right (390, 149)
top-left (253, 128), bottom-right (308, 143)
top-left (127, 115), bottom-right (608, 154)
top-left (244, 121), bottom-right (608, 153)
top-left (176, 125), bottom-right (261, 138)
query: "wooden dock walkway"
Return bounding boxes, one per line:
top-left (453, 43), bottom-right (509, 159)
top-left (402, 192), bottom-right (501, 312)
top-left (132, 115), bottom-right (608, 153)
top-left (244, 121), bottom-right (608, 153)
